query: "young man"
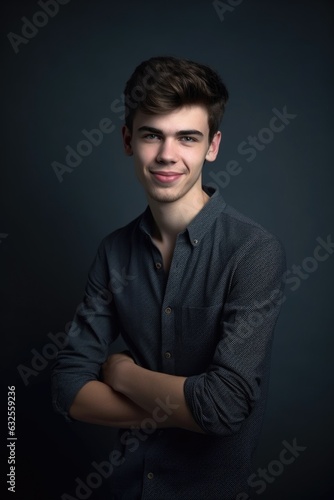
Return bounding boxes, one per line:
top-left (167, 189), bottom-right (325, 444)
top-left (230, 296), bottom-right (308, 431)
top-left (52, 57), bottom-right (286, 499)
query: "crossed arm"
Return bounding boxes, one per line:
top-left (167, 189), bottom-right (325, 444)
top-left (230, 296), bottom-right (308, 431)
top-left (69, 353), bottom-right (204, 433)
top-left (64, 236), bottom-right (285, 436)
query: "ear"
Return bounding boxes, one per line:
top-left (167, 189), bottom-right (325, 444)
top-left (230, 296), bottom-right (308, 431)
top-left (205, 131), bottom-right (221, 162)
top-left (122, 125), bottom-right (133, 156)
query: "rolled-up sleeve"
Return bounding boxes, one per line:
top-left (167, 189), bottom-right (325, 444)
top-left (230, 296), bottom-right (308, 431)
top-left (52, 238), bottom-right (119, 421)
top-left (184, 234), bottom-right (286, 436)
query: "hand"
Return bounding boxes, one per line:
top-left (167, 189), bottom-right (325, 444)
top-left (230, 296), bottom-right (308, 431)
top-left (102, 352), bottom-right (135, 390)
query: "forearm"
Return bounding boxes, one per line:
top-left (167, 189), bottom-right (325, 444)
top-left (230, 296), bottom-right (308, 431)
top-left (69, 380), bottom-right (167, 428)
top-left (111, 363), bottom-right (204, 433)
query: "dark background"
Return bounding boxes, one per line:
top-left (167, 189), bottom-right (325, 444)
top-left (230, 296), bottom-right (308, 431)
top-left (1, 0), bottom-right (333, 498)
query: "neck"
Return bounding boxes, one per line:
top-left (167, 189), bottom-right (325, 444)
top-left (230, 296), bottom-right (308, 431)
top-left (148, 187), bottom-right (210, 244)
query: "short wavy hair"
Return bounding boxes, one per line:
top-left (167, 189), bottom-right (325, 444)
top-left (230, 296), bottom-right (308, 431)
top-left (124, 56), bottom-right (229, 143)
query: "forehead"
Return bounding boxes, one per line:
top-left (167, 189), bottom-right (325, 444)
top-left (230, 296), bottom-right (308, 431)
top-left (133, 105), bottom-right (209, 134)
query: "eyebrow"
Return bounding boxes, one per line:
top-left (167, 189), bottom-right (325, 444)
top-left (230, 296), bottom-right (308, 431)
top-left (137, 126), bottom-right (204, 137)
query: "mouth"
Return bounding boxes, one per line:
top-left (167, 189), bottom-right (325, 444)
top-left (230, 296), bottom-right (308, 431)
top-left (150, 171), bottom-right (184, 184)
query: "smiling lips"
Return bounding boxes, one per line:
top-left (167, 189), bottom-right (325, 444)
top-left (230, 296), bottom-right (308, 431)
top-left (150, 171), bottom-right (184, 184)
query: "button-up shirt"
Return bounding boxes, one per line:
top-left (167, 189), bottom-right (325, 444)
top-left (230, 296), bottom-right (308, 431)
top-left (52, 186), bottom-right (286, 499)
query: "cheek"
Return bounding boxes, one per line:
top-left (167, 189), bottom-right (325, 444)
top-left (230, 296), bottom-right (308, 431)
top-left (132, 151), bottom-right (151, 179)
top-left (133, 143), bottom-right (156, 163)
top-left (183, 148), bottom-right (206, 168)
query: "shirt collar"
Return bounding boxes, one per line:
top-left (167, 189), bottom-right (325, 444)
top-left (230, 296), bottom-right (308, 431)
top-left (139, 186), bottom-right (226, 246)
top-left (186, 185), bottom-right (226, 246)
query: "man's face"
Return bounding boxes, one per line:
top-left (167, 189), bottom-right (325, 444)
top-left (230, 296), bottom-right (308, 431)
top-left (122, 105), bottom-right (221, 204)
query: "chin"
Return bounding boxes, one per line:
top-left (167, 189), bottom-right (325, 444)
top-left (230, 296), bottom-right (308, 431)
top-left (149, 192), bottom-right (183, 204)
top-left (147, 186), bottom-right (186, 204)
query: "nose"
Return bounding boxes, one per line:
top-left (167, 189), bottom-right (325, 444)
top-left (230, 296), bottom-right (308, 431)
top-left (156, 138), bottom-right (178, 164)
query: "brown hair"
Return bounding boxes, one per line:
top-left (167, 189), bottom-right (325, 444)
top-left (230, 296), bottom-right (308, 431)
top-left (124, 56), bottom-right (229, 143)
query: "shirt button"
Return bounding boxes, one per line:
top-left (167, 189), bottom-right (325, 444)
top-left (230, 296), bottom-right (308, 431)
top-left (164, 351), bottom-right (172, 359)
top-left (164, 306), bottom-right (172, 314)
top-left (155, 262), bottom-right (162, 269)
top-left (193, 238), bottom-right (199, 245)
top-left (147, 472), bottom-right (154, 479)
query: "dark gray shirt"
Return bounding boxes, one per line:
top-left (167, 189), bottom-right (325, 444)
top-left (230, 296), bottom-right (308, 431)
top-left (52, 186), bottom-right (286, 499)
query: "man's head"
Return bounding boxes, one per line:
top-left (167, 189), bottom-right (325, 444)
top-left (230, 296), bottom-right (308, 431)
top-left (122, 57), bottom-right (228, 205)
top-left (123, 56), bottom-right (229, 144)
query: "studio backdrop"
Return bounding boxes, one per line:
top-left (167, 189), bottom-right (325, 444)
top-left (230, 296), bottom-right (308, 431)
top-left (1, 0), bottom-right (333, 499)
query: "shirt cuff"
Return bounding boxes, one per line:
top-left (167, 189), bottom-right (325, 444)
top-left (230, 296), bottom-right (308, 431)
top-left (51, 373), bottom-right (96, 422)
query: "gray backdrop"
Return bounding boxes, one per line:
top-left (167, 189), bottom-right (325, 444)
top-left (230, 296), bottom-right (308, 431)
top-left (1, 0), bottom-right (333, 498)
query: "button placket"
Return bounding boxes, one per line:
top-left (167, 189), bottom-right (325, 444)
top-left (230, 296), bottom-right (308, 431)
top-left (162, 306), bottom-right (173, 366)
top-left (160, 240), bottom-right (187, 373)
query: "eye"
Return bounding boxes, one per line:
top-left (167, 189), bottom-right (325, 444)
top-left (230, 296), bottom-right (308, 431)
top-left (143, 134), bottom-right (161, 140)
top-left (180, 136), bottom-right (197, 142)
